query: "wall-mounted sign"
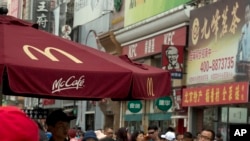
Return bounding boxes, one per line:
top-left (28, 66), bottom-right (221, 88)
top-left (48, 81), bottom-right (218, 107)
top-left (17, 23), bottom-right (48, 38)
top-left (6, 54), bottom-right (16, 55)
top-left (33, 0), bottom-right (51, 31)
top-left (156, 96), bottom-right (172, 111)
top-left (162, 45), bottom-right (184, 79)
top-left (182, 82), bottom-right (249, 107)
top-left (122, 26), bottom-right (187, 60)
top-left (61, 25), bottom-right (72, 40)
top-left (187, 0), bottom-right (250, 85)
top-left (127, 100), bottom-right (142, 113)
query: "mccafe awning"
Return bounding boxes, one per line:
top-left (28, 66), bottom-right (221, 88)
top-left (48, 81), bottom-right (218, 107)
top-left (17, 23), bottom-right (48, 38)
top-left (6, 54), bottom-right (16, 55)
top-left (0, 15), bottom-right (171, 100)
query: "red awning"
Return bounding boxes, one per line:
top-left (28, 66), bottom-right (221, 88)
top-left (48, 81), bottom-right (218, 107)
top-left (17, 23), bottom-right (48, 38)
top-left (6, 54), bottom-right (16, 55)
top-left (0, 15), bottom-right (171, 100)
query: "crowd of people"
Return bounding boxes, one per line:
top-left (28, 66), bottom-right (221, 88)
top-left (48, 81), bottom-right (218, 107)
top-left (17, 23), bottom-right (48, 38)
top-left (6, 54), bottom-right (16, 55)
top-left (1, 106), bottom-right (224, 141)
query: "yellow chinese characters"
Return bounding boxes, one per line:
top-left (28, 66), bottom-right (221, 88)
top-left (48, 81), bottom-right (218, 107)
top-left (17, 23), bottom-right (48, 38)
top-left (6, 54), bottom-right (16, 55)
top-left (182, 82), bottom-right (248, 106)
top-left (229, 2), bottom-right (241, 34)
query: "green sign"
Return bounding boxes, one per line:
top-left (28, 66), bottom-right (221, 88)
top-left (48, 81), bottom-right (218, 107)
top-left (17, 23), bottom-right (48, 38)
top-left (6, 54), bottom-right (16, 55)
top-left (124, 0), bottom-right (192, 26)
top-left (128, 100), bottom-right (142, 113)
top-left (156, 97), bottom-right (172, 111)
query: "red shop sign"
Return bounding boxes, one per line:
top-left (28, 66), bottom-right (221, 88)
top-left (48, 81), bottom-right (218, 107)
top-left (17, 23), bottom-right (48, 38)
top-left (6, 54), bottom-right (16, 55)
top-left (182, 82), bottom-right (249, 107)
top-left (122, 26), bottom-right (187, 60)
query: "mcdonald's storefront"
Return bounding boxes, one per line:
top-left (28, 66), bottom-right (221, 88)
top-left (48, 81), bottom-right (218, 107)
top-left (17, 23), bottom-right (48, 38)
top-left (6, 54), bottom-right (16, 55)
top-left (118, 23), bottom-right (189, 133)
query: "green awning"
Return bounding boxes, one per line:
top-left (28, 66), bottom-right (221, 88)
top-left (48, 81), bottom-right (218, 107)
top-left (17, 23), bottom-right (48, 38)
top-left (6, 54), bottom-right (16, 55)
top-left (124, 114), bottom-right (142, 121)
top-left (148, 113), bottom-right (172, 120)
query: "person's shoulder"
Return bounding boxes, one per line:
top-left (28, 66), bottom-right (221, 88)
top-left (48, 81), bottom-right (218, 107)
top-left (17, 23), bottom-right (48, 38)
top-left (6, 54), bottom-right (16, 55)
top-left (100, 137), bottom-right (115, 141)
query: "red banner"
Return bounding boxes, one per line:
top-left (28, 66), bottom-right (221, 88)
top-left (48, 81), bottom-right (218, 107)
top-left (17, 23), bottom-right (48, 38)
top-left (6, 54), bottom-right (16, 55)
top-left (182, 82), bottom-right (249, 107)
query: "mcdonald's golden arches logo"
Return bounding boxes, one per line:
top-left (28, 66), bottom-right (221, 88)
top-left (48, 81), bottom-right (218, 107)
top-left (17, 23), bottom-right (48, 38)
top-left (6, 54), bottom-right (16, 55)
top-left (23, 45), bottom-right (83, 63)
top-left (147, 77), bottom-right (155, 97)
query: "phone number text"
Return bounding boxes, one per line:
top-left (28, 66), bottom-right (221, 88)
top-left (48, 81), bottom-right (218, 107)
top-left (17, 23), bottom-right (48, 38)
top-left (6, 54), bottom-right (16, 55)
top-left (200, 56), bottom-right (234, 72)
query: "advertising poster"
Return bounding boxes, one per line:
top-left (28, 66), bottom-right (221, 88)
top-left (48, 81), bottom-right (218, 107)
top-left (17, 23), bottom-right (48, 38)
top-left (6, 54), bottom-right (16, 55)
top-left (162, 45), bottom-right (184, 79)
top-left (187, 0), bottom-right (250, 85)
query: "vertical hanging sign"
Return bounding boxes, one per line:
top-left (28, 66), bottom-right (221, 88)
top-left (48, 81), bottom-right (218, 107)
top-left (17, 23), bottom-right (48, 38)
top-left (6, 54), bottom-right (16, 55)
top-left (33, 0), bottom-right (51, 31)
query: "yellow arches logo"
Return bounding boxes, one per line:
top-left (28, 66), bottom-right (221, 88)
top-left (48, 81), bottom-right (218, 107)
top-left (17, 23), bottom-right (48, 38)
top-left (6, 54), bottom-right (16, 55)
top-left (23, 45), bottom-right (83, 63)
top-left (147, 77), bottom-right (155, 97)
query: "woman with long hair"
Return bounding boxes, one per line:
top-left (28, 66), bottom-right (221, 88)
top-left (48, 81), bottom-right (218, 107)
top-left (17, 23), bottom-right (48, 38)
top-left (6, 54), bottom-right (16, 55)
top-left (115, 127), bottom-right (129, 141)
top-left (130, 131), bottom-right (145, 141)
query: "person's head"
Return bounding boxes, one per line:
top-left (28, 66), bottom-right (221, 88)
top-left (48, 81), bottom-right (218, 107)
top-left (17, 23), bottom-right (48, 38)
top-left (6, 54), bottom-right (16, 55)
top-left (0, 106), bottom-right (39, 141)
top-left (77, 127), bottom-right (82, 132)
top-left (183, 132), bottom-right (193, 141)
top-left (104, 127), bottom-right (114, 138)
top-left (68, 128), bottom-right (77, 139)
top-left (115, 127), bottom-right (128, 141)
top-left (83, 130), bottom-right (98, 141)
top-left (176, 133), bottom-right (183, 141)
top-left (215, 132), bottom-right (222, 141)
top-left (46, 109), bottom-right (71, 140)
top-left (166, 46), bottom-right (179, 65)
top-left (161, 131), bottom-right (176, 141)
top-left (131, 130), bottom-right (144, 141)
top-left (166, 127), bottom-right (175, 132)
top-left (148, 125), bottom-right (159, 140)
top-left (197, 129), bottom-right (215, 141)
top-left (216, 133), bottom-right (222, 138)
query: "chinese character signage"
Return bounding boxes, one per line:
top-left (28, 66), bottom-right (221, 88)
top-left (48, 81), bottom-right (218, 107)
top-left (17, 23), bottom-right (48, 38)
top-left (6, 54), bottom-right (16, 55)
top-left (122, 27), bottom-right (187, 60)
top-left (162, 45), bottom-right (184, 79)
top-left (182, 82), bottom-right (249, 107)
top-left (124, 0), bottom-right (192, 26)
top-left (127, 100), bottom-right (142, 113)
top-left (187, 0), bottom-right (250, 85)
top-left (33, 0), bottom-right (51, 31)
top-left (156, 96), bottom-right (172, 111)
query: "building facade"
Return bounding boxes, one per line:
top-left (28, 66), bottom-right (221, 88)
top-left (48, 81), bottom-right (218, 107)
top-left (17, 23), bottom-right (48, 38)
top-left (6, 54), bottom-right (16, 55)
top-left (112, 0), bottom-right (193, 133)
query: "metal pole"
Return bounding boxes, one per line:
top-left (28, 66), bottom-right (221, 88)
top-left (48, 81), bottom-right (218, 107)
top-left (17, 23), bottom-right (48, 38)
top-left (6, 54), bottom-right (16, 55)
top-left (226, 106), bottom-right (229, 141)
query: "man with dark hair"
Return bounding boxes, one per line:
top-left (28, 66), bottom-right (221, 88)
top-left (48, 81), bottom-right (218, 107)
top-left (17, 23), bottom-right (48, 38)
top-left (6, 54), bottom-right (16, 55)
top-left (148, 125), bottom-right (160, 141)
top-left (183, 132), bottom-right (193, 141)
top-left (46, 109), bottom-right (74, 141)
top-left (166, 127), bottom-right (175, 132)
top-left (215, 133), bottom-right (223, 141)
top-left (197, 129), bottom-right (215, 141)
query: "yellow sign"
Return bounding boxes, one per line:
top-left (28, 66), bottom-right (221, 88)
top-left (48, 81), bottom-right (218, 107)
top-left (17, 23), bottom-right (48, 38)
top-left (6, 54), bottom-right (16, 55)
top-left (23, 45), bottom-right (83, 63)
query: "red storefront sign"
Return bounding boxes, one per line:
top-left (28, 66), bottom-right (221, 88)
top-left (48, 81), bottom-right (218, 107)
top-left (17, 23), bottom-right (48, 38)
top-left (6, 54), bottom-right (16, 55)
top-left (122, 26), bottom-right (187, 59)
top-left (182, 82), bottom-right (249, 107)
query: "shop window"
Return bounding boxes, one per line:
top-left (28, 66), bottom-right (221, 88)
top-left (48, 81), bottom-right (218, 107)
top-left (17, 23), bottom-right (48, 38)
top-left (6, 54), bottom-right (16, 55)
top-left (124, 121), bottom-right (142, 133)
top-left (149, 120), bottom-right (171, 133)
top-left (203, 108), bottom-right (215, 130)
top-left (85, 114), bottom-right (94, 130)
